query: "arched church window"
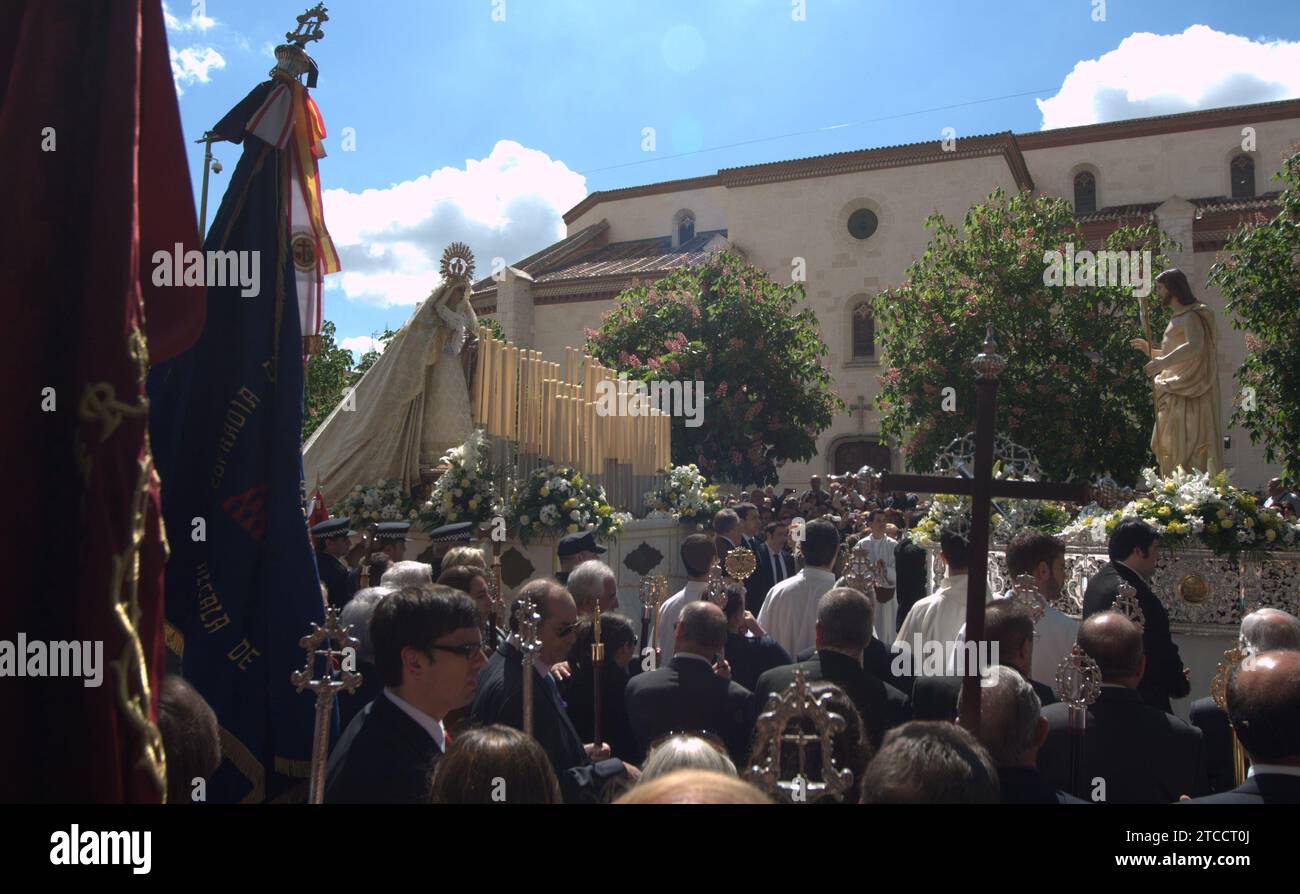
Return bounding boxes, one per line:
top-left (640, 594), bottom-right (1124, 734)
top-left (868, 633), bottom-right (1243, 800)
top-left (852, 302), bottom-right (875, 359)
top-left (1231, 155), bottom-right (1255, 199)
top-left (675, 211), bottom-right (695, 246)
top-left (1073, 171), bottom-right (1096, 214)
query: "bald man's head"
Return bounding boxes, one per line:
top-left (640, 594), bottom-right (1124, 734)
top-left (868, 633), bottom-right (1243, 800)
top-left (678, 601), bottom-right (727, 656)
top-left (1228, 650), bottom-right (1300, 764)
top-left (1240, 609), bottom-right (1300, 654)
top-left (1077, 612), bottom-right (1145, 684)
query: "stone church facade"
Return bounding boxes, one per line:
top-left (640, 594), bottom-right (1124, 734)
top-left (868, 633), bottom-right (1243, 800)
top-left (471, 98), bottom-right (1300, 491)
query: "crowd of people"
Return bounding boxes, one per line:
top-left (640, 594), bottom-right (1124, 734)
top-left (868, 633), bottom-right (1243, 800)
top-left (148, 494), bottom-right (1300, 806)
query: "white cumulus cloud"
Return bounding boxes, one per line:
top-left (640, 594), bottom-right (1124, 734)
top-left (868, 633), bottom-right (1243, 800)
top-left (169, 46), bottom-right (226, 94)
top-left (340, 336), bottom-right (385, 357)
top-left (322, 140), bottom-right (588, 308)
top-left (1037, 25), bottom-right (1300, 129)
top-left (163, 1), bottom-right (217, 32)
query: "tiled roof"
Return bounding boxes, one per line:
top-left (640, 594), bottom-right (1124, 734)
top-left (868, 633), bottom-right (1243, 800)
top-left (1075, 192), bottom-right (1282, 223)
top-left (1017, 97), bottom-right (1300, 150)
top-left (533, 229), bottom-right (728, 283)
top-left (1192, 192), bottom-right (1282, 214)
top-left (470, 220), bottom-right (609, 293)
top-left (1075, 202), bottom-right (1161, 223)
top-left (562, 98), bottom-right (1300, 223)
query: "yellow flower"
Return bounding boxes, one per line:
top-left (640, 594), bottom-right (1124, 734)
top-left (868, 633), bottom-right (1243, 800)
top-left (573, 475), bottom-right (583, 486)
top-left (1222, 519), bottom-right (1234, 529)
top-left (564, 498), bottom-right (578, 509)
top-left (1156, 506), bottom-right (1171, 518)
top-left (1206, 522), bottom-right (1219, 534)
top-left (540, 486), bottom-right (551, 497)
top-left (567, 524), bottom-right (579, 533)
top-left (1166, 521), bottom-right (1186, 535)
top-left (1266, 528), bottom-right (1277, 541)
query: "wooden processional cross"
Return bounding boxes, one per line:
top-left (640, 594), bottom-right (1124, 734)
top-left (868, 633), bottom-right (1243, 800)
top-left (877, 325), bottom-right (1091, 733)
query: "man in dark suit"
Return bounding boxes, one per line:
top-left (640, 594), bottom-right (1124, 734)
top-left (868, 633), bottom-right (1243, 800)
top-left (625, 601), bottom-right (756, 765)
top-left (910, 599), bottom-right (1057, 722)
top-left (746, 520), bottom-right (794, 616)
top-left (717, 579), bottom-right (790, 693)
top-left (311, 517), bottom-right (352, 610)
top-left (1082, 518), bottom-right (1190, 713)
top-left (471, 579), bottom-right (629, 802)
top-left (1038, 612), bottom-right (1208, 803)
top-left (891, 515), bottom-right (929, 624)
top-left (1188, 649), bottom-right (1300, 804)
top-left (755, 588), bottom-right (908, 750)
top-left (334, 586), bottom-right (391, 734)
top-left (325, 586), bottom-right (486, 803)
top-left (712, 508), bottom-right (741, 563)
top-left (960, 665), bottom-right (1083, 804)
top-left (1187, 609), bottom-right (1300, 797)
top-left (733, 502), bottom-right (761, 553)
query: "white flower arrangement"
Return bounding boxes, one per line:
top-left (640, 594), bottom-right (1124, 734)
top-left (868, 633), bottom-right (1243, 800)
top-left (418, 430), bottom-right (502, 531)
top-left (335, 478), bottom-right (417, 528)
top-left (507, 465), bottom-right (626, 545)
top-left (1061, 467), bottom-right (1300, 559)
top-left (644, 464), bottom-right (724, 522)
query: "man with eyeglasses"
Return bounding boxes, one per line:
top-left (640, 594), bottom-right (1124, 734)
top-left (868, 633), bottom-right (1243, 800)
top-left (325, 585), bottom-right (487, 803)
top-left (471, 579), bottom-right (634, 802)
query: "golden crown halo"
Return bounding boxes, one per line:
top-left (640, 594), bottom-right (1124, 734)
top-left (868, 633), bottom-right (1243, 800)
top-left (439, 242), bottom-right (476, 284)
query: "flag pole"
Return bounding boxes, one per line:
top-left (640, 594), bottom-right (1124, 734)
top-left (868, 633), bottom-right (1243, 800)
top-left (194, 131), bottom-right (222, 239)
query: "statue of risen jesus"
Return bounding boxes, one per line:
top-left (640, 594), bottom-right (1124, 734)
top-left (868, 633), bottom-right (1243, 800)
top-left (1129, 268), bottom-right (1223, 476)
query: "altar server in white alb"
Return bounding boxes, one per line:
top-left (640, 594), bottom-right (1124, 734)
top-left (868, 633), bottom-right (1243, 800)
top-left (895, 520), bottom-right (985, 653)
top-left (852, 510), bottom-right (899, 644)
top-left (758, 519), bottom-right (841, 659)
top-left (947, 531), bottom-right (1079, 687)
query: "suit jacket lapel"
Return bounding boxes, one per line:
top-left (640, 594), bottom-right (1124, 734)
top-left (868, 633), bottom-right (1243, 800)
top-left (374, 692), bottom-right (440, 764)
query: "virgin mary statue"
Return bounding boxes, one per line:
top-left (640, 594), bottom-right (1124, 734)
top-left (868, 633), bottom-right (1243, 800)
top-left (303, 244), bottom-right (478, 501)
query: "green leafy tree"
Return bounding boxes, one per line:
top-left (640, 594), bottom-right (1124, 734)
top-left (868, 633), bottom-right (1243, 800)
top-left (1209, 149), bottom-right (1300, 487)
top-left (873, 188), bottom-right (1176, 484)
top-left (303, 320), bottom-right (354, 440)
top-left (480, 317), bottom-right (506, 342)
top-left (586, 251), bottom-right (842, 485)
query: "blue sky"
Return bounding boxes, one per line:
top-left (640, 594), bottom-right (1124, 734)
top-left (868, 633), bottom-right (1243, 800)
top-left (166, 0), bottom-right (1300, 356)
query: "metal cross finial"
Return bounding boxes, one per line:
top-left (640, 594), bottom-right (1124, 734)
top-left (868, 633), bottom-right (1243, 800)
top-left (1055, 643), bottom-right (1102, 710)
top-left (286, 3), bottom-right (329, 48)
top-left (1007, 574), bottom-right (1046, 625)
top-left (1210, 640), bottom-right (1250, 712)
top-left (291, 605), bottom-right (361, 803)
top-left (747, 669), bottom-right (854, 804)
top-left (517, 589), bottom-right (544, 738)
top-left (1112, 581), bottom-right (1146, 630)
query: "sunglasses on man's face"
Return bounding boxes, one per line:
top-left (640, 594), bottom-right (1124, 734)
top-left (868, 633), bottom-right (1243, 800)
top-left (428, 641), bottom-right (485, 660)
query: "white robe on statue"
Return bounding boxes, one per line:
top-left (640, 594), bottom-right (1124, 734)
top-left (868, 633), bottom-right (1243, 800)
top-left (302, 282), bottom-right (477, 503)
